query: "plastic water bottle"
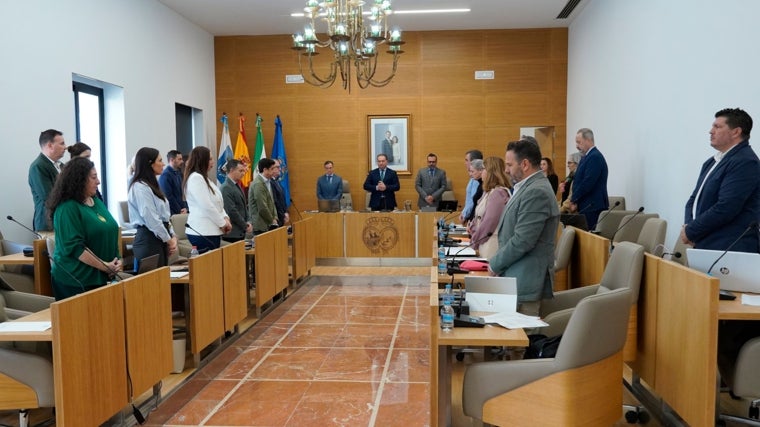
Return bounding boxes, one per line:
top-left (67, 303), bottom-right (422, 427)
top-left (443, 283), bottom-right (453, 305)
top-left (438, 245), bottom-right (447, 274)
top-left (441, 299), bottom-right (455, 332)
top-left (189, 246), bottom-right (199, 258)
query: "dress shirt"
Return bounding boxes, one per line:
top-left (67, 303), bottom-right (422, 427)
top-left (510, 171), bottom-right (543, 202)
top-left (462, 178), bottom-right (479, 220)
top-left (127, 181), bottom-right (173, 242)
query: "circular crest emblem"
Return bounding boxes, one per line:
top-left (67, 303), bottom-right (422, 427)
top-left (362, 217), bottom-right (398, 254)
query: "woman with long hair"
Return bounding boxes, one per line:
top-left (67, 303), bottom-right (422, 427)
top-left (46, 157), bottom-right (121, 300)
top-left (467, 156), bottom-right (512, 258)
top-left (540, 157), bottom-right (559, 196)
top-left (128, 147), bottom-right (178, 269)
top-left (183, 146), bottom-right (231, 251)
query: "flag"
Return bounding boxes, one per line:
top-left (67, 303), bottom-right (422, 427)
top-left (217, 113), bottom-right (233, 183)
top-left (233, 113), bottom-right (252, 187)
top-left (271, 115), bottom-right (291, 208)
top-left (252, 114), bottom-right (267, 177)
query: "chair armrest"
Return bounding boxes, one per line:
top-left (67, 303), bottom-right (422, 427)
top-left (0, 290), bottom-right (54, 314)
top-left (0, 348), bottom-right (55, 407)
top-left (1, 239), bottom-right (28, 254)
top-left (540, 285), bottom-right (599, 316)
top-left (538, 308), bottom-right (574, 337)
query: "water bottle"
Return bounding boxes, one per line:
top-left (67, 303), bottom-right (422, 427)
top-left (437, 245), bottom-right (447, 274)
top-left (443, 283), bottom-right (453, 305)
top-left (441, 299), bottom-right (455, 332)
top-left (189, 246), bottom-right (199, 258)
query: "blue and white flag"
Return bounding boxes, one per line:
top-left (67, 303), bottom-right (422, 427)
top-left (217, 113), bottom-right (233, 183)
top-left (271, 115), bottom-right (290, 207)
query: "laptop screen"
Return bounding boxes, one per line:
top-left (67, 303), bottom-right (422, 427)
top-left (318, 199), bottom-right (340, 212)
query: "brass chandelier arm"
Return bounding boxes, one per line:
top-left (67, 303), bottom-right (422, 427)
top-left (297, 53), bottom-right (338, 88)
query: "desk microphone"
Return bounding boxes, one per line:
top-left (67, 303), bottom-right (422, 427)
top-left (706, 221), bottom-right (758, 276)
top-left (447, 232), bottom-right (493, 278)
top-left (6, 215), bottom-right (43, 240)
top-left (662, 251), bottom-right (682, 259)
top-left (609, 206), bottom-right (644, 252)
top-left (591, 201), bottom-right (621, 234)
top-left (289, 198), bottom-right (303, 221)
top-left (184, 223), bottom-right (217, 251)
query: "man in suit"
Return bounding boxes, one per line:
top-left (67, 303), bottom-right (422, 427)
top-left (682, 108), bottom-right (760, 251)
top-left (569, 128), bottom-right (609, 230)
top-left (489, 139), bottom-right (560, 317)
top-left (414, 153), bottom-right (448, 209)
top-left (271, 159), bottom-right (289, 226)
top-left (28, 129), bottom-right (66, 232)
top-left (460, 149), bottom-right (483, 224)
top-left (158, 150), bottom-right (187, 215)
top-left (221, 159), bottom-right (252, 242)
top-left (376, 130), bottom-right (394, 163)
top-left (363, 154), bottom-right (400, 211)
top-left (316, 160), bottom-right (343, 201)
top-left (248, 158), bottom-right (278, 234)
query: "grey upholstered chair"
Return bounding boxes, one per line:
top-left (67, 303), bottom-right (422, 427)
top-left (441, 178), bottom-right (455, 201)
top-left (670, 238), bottom-right (691, 266)
top-left (593, 209), bottom-right (637, 239)
top-left (719, 337), bottom-right (760, 424)
top-left (612, 213), bottom-right (660, 244)
top-left (0, 231), bottom-right (35, 294)
top-left (463, 288), bottom-right (632, 426)
top-left (169, 213), bottom-right (193, 258)
top-left (340, 179), bottom-right (353, 210)
top-left (608, 196), bottom-right (626, 210)
top-left (635, 218), bottom-right (667, 255)
top-left (553, 226), bottom-right (576, 272)
top-left (539, 241), bottom-right (645, 337)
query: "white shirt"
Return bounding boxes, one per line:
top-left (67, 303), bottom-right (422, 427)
top-left (185, 172), bottom-right (229, 236)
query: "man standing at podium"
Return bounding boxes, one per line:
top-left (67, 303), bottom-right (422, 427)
top-left (682, 108), bottom-right (760, 251)
top-left (489, 139), bottom-right (559, 318)
top-left (364, 154), bottom-right (399, 211)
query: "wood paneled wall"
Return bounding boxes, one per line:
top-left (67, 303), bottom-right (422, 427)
top-left (215, 29), bottom-right (567, 211)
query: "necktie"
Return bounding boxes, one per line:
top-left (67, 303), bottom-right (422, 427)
top-left (429, 169), bottom-right (434, 177)
top-left (380, 170), bottom-right (385, 181)
top-left (328, 175), bottom-right (332, 183)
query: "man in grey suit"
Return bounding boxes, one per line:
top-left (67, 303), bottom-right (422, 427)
top-left (316, 160), bottom-right (343, 200)
top-left (489, 139), bottom-right (560, 317)
top-left (220, 159), bottom-right (252, 242)
top-left (414, 153), bottom-right (448, 209)
top-left (248, 158), bottom-right (278, 234)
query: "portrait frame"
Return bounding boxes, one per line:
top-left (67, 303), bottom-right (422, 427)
top-left (368, 114), bottom-right (411, 175)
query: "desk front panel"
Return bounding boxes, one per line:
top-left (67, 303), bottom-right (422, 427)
top-left (222, 241), bottom-right (248, 330)
top-left (304, 212), bottom-right (345, 258)
top-left (188, 249), bottom-right (225, 353)
top-left (570, 228), bottom-right (609, 288)
top-left (345, 212), bottom-right (416, 257)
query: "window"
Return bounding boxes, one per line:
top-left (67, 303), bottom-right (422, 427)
top-left (73, 81), bottom-right (107, 202)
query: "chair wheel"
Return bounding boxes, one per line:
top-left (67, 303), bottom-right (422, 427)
top-left (455, 352), bottom-right (465, 361)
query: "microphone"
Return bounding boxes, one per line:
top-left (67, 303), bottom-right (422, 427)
top-left (706, 221), bottom-right (759, 276)
top-left (447, 232), bottom-right (494, 277)
top-left (6, 215), bottom-right (43, 240)
top-left (609, 206), bottom-right (644, 251)
top-left (662, 251), bottom-right (682, 259)
top-left (83, 247), bottom-right (127, 282)
top-left (593, 201), bottom-right (621, 233)
top-left (184, 223), bottom-right (217, 251)
top-left (289, 198), bottom-right (303, 221)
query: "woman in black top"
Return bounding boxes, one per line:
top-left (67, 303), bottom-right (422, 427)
top-left (540, 157), bottom-right (559, 197)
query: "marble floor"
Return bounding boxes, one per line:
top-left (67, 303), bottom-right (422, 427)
top-left (145, 274), bottom-right (432, 426)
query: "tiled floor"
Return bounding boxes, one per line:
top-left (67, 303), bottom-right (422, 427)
top-left (145, 275), bottom-right (432, 426)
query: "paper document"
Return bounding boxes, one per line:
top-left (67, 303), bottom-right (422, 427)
top-left (480, 312), bottom-right (549, 329)
top-left (446, 247), bottom-right (476, 256)
top-left (170, 271), bottom-right (189, 279)
top-left (741, 294), bottom-right (760, 306)
top-left (0, 321), bottom-right (52, 332)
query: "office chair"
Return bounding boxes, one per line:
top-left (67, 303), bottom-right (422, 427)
top-left (612, 213), bottom-right (660, 244)
top-left (463, 288), bottom-right (632, 426)
top-left (593, 210), bottom-right (637, 239)
top-left (0, 231), bottom-right (35, 294)
top-left (539, 241), bottom-right (644, 338)
top-left (635, 218), bottom-right (667, 255)
top-left (670, 238), bottom-right (691, 266)
top-left (719, 337), bottom-right (760, 424)
top-left (608, 196), bottom-right (626, 210)
top-left (340, 179), bottom-right (353, 210)
top-left (554, 226), bottom-right (576, 272)
top-left (118, 200), bottom-right (133, 229)
top-left (169, 214), bottom-right (193, 258)
top-left (441, 178), bottom-right (455, 201)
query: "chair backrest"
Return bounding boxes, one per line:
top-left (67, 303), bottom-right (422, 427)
top-left (0, 292), bottom-right (7, 322)
top-left (342, 179), bottom-right (350, 193)
top-left (170, 213), bottom-right (188, 240)
top-left (340, 179), bottom-right (353, 210)
top-left (636, 218), bottom-right (667, 255)
top-left (598, 241), bottom-right (645, 304)
top-left (554, 226), bottom-right (576, 271)
top-left (556, 288), bottom-right (631, 370)
top-left (442, 178), bottom-right (455, 201)
top-left (118, 200), bottom-right (130, 226)
top-left (365, 192), bottom-right (371, 210)
top-left (671, 238), bottom-right (691, 266)
top-left (608, 196), bottom-right (626, 210)
top-left (612, 213), bottom-right (660, 243)
top-left (593, 210), bottom-right (638, 239)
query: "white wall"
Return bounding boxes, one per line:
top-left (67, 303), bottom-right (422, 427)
top-left (567, 0), bottom-right (760, 247)
top-left (0, 0), bottom-right (215, 243)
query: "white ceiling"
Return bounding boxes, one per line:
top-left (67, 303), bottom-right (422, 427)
top-left (158, 0), bottom-right (583, 36)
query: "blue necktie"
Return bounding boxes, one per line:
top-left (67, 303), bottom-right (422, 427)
top-left (380, 170), bottom-right (385, 181)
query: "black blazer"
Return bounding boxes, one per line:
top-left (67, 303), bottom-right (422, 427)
top-left (363, 168), bottom-right (400, 211)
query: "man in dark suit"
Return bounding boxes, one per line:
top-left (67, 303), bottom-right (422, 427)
top-left (682, 108), bottom-right (760, 252)
top-left (489, 139), bottom-right (560, 318)
top-left (316, 160), bottom-right (343, 201)
top-left (363, 154), bottom-right (400, 211)
top-left (158, 150), bottom-right (187, 215)
top-left (569, 128), bottom-right (609, 230)
top-left (248, 158), bottom-right (278, 234)
top-left (220, 159), bottom-right (252, 242)
top-left (414, 153), bottom-right (447, 209)
top-left (376, 130), bottom-right (394, 163)
top-left (271, 159), bottom-right (289, 226)
top-left (28, 129), bottom-right (66, 232)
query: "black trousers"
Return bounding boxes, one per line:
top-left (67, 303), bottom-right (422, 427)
top-left (132, 226), bottom-right (168, 270)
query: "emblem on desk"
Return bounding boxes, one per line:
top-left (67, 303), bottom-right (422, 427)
top-left (362, 217), bottom-right (398, 254)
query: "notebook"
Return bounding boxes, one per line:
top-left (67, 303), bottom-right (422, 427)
top-left (318, 199), bottom-right (340, 213)
top-left (686, 248), bottom-right (760, 292)
top-left (464, 276), bottom-right (517, 313)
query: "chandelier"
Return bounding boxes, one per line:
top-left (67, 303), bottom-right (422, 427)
top-left (291, 0), bottom-right (405, 92)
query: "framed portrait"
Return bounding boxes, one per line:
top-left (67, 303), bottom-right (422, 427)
top-left (368, 114), bottom-right (411, 175)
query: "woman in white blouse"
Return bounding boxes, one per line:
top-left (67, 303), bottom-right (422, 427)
top-left (183, 146), bottom-right (231, 251)
top-left (127, 147), bottom-right (178, 268)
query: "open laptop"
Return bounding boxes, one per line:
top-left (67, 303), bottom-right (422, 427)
top-left (464, 275), bottom-right (517, 313)
top-left (136, 254), bottom-right (160, 274)
top-left (438, 200), bottom-right (458, 212)
top-left (686, 248), bottom-right (760, 292)
top-left (317, 199), bottom-right (340, 213)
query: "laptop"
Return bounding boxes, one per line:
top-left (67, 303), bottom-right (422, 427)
top-left (686, 248), bottom-right (760, 292)
top-left (318, 199), bottom-right (340, 213)
top-left (137, 254), bottom-right (160, 274)
top-left (464, 275), bottom-right (517, 313)
top-left (438, 200), bottom-right (458, 212)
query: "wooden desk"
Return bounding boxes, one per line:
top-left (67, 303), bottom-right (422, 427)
top-left (0, 239), bottom-right (52, 296)
top-left (221, 241), bottom-right (247, 331)
top-left (719, 293), bottom-right (760, 320)
top-left (428, 275), bottom-right (528, 427)
top-left (0, 253), bottom-right (34, 265)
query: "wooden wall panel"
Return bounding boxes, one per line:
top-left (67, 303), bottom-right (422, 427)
top-left (215, 28), bottom-right (567, 212)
